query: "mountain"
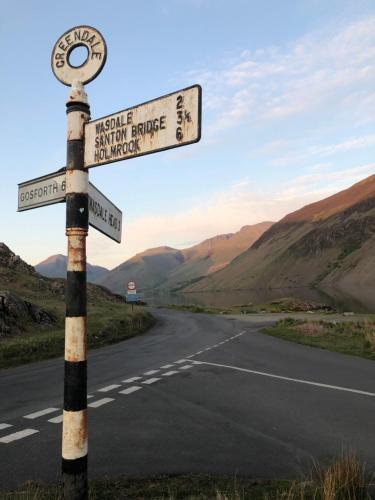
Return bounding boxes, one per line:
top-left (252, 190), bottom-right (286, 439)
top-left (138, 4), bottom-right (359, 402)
top-left (98, 246), bottom-right (185, 293)
top-left (0, 243), bottom-right (127, 339)
top-left (185, 175), bottom-right (375, 295)
top-left (97, 222), bottom-right (273, 294)
top-left (161, 222), bottom-right (273, 291)
top-left (35, 254), bottom-right (109, 283)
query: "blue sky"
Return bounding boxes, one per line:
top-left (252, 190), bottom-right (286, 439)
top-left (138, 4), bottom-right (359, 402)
top-left (2, 0), bottom-right (375, 268)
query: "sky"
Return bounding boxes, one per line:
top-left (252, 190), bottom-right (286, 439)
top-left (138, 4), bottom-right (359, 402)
top-left (1, 0), bottom-right (375, 269)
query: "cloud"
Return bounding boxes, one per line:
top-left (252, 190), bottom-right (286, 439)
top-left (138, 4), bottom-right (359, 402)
top-left (270, 133), bottom-right (375, 167)
top-left (186, 17), bottom-right (375, 138)
top-left (87, 163), bottom-right (374, 268)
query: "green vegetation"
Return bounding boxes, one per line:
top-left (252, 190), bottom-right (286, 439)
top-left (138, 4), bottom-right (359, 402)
top-left (0, 476), bottom-right (289, 499)
top-left (263, 317), bottom-right (375, 361)
top-left (1, 453), bottom-right (373, 499)
top-left (0, 301), bottom-right (155, 369)
top-left (0, 263), bottom-right (155, 369)
top-left (164, 298), bottom-right (334, 316)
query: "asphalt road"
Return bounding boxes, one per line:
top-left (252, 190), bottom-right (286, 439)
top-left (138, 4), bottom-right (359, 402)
top-left (0, 309), bottom-right (374, 490)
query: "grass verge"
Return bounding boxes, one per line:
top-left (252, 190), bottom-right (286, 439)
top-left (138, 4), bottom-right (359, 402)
top-left (164, 298), bottom-right (335, 316)
top-left (0, 302), bottom-right (155, 369)
top-left (263, 318), bottom-right (375, 361)
top-left (1, 453), bottom-right (373, 499)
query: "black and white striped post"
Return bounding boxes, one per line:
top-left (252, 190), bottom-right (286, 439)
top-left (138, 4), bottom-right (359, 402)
top-left (62, 80), bottom-right (90, 499)
top-left (49, 24), bottom-right (201, 500)
top-left (51, 26), bottom-right (107, 500)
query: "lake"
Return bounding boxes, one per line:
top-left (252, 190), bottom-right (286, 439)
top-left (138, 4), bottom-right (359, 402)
top-left (142, 287), bottom-right (375, 313)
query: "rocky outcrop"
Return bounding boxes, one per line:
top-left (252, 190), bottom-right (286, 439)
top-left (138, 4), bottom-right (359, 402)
top-left (0, 291), bottom-right (55, 337)
top-left (0, 243), bottom-right (36, 275)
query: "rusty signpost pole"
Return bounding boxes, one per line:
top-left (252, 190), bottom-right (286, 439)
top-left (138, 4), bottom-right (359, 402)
top-left (51, 26), bottom-right (107, 500)
top-left (46, 23), bottom-right (201, 500)
top-left (63, 80), bottom-right (90, 499)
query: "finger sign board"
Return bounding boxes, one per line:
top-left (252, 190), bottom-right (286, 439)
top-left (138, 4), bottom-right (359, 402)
top-left (84, 85), bottom-right (201, 168)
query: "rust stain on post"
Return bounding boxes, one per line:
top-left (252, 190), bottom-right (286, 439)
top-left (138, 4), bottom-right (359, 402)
top-left (65, 317), bottom-right (87, 362)
top-left (67, 234), bottom-right (86, 272)
top-left (62, 410), bottom-right (88, 459)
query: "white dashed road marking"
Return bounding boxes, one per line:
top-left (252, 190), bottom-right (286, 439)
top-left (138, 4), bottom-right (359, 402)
top-left (122, 377), bottom-right (142, 383)
top-left (48, 414), bottom-right (64, 424)
top-left (162, 371), bottom-right (179, 376)
top-left (0, 330), bottom-right (252, 444)
top-left (88, 398), bottom-right (114, 408)
top-left (142, 378), bottom-right (161, 385)
top-left (198, 361), bottom-right (375, 398)
top-left (98, 384), bottom-right (121, 392)
top-left (119, 386), bottom-right (142, 395)
top-left (24, 408), bottom-right (59, 419)
top-left (0, 429), bottom-right (39, 443)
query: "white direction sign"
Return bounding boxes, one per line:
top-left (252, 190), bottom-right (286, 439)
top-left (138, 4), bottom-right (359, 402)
top-left (88, 183), bottom-right (122, 243)
top-left (18, 171), bottom-right (122, 243)
top-left (84, 84), bottom-right (201, 168)
top-left (18, 171), bottom-right (66, 211)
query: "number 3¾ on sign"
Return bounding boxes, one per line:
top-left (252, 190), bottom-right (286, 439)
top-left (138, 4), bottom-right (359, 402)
top-left (176, 94), bottom-right (192, 141)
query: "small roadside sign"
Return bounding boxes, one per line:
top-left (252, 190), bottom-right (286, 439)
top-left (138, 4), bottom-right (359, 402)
top-left (18, 171), bottom-right (66, 211)
top-left (84, 84), bottom-right (201, 168)
top-left (127, 281), bottom-right (136, 291)
top-left (127, 282), bottom-right (138, 305)
top-left (127, 294), bottom-right (138, 303)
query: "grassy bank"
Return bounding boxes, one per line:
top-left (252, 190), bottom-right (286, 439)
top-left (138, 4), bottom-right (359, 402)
top-left (263, 318), bottom-right (375, 361)
top-left (0, 261), bottom-right (156, 369)
top-left (0, 302), bottom-right (155, 369)
top-left (1, 453), bottom-right (373, 499)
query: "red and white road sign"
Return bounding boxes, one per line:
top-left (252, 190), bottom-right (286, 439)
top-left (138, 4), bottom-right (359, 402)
top-left (127, 281), bottom-right (136, 291)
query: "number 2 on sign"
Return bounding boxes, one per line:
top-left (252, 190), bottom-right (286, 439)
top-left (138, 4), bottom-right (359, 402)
top-left (176, 95), bottom-right (184, 141)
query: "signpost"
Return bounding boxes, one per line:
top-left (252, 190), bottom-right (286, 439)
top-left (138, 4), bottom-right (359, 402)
top-left (18, 24), bottom-right (201, 500)
top-left (127, 281), bottom-right (138, 308)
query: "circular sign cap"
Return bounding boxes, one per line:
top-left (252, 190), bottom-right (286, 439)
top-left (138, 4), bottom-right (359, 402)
top-left (51, 25), bottom-right (107, 86)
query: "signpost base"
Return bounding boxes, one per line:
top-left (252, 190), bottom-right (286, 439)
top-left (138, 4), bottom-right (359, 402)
top-left (64, 471), bottom-right (88, 500)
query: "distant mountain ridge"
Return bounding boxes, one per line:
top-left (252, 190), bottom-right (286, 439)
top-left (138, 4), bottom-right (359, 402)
top-left (185, 174), bottom-right (375, 299)
top-left (35, 254), bottom-right (109, 283)
top-left (97, 222), bottom-right (273, 293)
top-left (0, 243), bottom-right (127, 336)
